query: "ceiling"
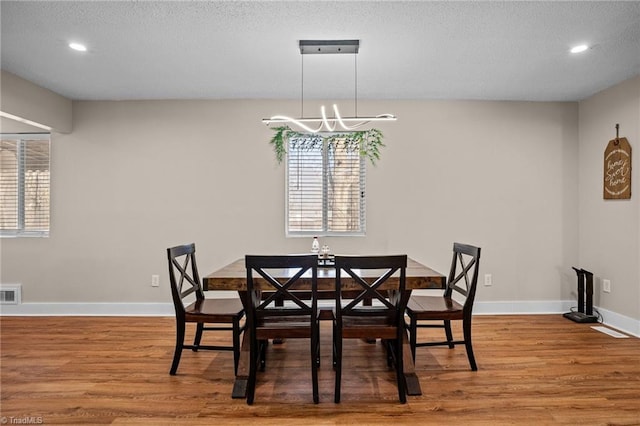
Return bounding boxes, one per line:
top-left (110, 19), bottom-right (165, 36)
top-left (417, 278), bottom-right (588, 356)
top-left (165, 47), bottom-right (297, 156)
top-left (1, 1), bottom-right (639, 102)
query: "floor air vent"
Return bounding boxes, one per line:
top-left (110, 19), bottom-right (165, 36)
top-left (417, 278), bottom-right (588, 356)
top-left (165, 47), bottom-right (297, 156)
top-left (0, 284), bottom-right (22, 305)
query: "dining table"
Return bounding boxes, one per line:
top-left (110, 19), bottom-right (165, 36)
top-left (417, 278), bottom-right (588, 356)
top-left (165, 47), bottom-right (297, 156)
top-left (203, 256), bottom-right (446, 399)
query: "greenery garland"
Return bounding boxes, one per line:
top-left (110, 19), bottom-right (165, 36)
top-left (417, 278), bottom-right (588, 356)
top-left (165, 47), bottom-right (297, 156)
top-left (269, 126), bottom-right (385, 165)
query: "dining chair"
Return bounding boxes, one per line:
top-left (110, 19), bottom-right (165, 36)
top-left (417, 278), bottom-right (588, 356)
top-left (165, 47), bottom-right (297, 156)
top-left (405, 242), bottom-right (481, 371)
top-left (244, 254), bottom-right (320, 405)
top-left (333, 255), bottom-right (408, 403)
top-left (166, 243), bottom-right (245, 376)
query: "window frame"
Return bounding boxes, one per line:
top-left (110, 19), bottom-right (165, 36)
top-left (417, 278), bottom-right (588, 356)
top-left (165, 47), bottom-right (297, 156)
top-left (285, 133), bottom-right (366, 237)
top-left (0, 133), bottom-right (51, 238)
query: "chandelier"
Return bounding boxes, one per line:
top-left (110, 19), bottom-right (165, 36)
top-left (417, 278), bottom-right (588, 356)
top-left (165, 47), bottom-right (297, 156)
top-left (262, 40), bottom-right (396, 133)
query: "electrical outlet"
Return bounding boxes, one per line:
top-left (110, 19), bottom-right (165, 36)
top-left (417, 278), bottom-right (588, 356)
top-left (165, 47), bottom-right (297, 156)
top-left (151, 275), bottom-right (160, 287)
top-left (484, 274), bottom-right (492, 286)
top-left (602, 279), bottom-right (611, 293)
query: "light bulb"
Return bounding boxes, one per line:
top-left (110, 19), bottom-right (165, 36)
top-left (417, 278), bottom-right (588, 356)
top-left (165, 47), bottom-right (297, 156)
top-left (570, 44), bottom-right (588, 54)
top-left (69, 42), bottom-right (87, 52)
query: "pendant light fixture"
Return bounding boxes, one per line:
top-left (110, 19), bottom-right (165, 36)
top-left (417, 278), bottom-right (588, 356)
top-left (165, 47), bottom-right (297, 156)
top-left (262, 40), bottom-right (396, 133)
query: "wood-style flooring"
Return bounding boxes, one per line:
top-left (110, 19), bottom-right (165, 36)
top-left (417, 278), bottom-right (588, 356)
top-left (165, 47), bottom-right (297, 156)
top-left (1, 315), bottom-right (639, 425)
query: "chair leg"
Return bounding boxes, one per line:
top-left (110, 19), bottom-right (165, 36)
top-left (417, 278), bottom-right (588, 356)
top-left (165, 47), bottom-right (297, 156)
top-left (334, 329), bottom-right (342, 403)
top-left (395, 334), bottom-right (406, 404)
top-left (384, 339), bottom-right (393, 367)
top-left (170, 320), bottom-right (185, 375)
top-left (315, 321), bottom-right (321, 368)
top-left (332, 321), bottom-right (337, 369)
top-left (463, 318), bottom-right (478, 371)
top-left (408, 315), bottom-right (417, 363)
top-left (260, 339), bottom-right (267, 371)
top-left (444, 319), bottom-right (454, 348)
top-left (246, 333), bottom-right (258, 405)
top-left (315, 335), bottom-right (321, 368)
top-left (311, 327), bottom-right (319, 404)
top-left (192, 322), bottom-right (204, 351)
top-left (232, 318), bottom-right (241, 376)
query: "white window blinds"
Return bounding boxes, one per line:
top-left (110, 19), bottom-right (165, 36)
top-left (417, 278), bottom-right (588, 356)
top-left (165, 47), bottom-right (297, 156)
top-left (0, 134), bottom-right (50, 237)
top-left (286, 136), bottom-right (365, 236)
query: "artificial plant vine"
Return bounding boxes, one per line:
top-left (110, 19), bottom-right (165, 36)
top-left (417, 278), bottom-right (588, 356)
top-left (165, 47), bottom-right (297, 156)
top-left (269, 126), bottom-right (385, 165)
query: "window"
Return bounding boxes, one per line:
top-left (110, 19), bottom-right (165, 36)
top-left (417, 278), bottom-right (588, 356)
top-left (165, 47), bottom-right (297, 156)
top-left (286, 135), bottom-right (365, 236)
top-left (0, 134), bottom-right (50, 237)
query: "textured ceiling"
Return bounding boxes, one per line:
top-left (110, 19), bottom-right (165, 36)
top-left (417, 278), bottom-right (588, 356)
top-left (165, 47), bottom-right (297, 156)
top-left (1, 1), bottom-right (639, 102)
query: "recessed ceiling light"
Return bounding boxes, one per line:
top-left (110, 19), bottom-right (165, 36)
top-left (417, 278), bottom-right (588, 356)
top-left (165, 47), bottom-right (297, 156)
top-left (69, 42), bottom-right (87, 52)
top-left (570, 44), bottom-right (589, 54)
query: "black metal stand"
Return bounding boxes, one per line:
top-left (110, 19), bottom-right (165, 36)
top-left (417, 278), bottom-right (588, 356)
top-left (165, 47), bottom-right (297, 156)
top-left (563, 267), bottom-right (598, 323)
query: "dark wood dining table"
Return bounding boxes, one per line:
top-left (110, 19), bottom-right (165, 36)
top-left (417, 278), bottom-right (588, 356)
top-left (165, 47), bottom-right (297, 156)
top-left (203, 257), bottom-right (445, 398)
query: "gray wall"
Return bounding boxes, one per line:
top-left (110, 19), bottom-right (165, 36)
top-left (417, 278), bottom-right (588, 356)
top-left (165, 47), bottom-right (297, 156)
top-left (2, 98), bottom-right (579, 305)
top-left (578, 75), bottom-right (640, 323)
top-left (2, 75), bottom-right (639, 333)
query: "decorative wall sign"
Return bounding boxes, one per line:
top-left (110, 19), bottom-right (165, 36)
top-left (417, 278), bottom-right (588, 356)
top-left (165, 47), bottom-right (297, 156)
top-left (603, 135), bottom-right (631, 199)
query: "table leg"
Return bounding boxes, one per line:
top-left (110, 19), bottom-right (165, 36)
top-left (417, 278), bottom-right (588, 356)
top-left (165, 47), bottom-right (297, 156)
top-left (231, 291), bottom-right (253, 398)
top-left (231, 326), bottom-right (251, 398)
top-left (402, 327), bottom-right (422, 395)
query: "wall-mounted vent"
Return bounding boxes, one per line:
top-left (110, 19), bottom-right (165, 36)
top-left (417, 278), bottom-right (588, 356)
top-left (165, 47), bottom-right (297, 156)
top-left (0, 284), bottom-right (22, 305)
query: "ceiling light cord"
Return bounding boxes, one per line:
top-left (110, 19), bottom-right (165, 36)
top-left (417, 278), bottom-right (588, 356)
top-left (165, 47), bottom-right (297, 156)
top-left (354, 52), bottom-right (358, 118)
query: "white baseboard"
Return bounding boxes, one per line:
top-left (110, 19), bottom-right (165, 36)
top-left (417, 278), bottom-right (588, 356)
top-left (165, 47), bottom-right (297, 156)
top-left (473, 300), bottom-right (574, 315)
top-left (474, 300), bottom-right (640, 338)
top-left (593, 306), bottom-right (640, 338)
top-left (1, 300), bottom-right (638, 338)
top-left (0, 303), bottom-right (174, 316)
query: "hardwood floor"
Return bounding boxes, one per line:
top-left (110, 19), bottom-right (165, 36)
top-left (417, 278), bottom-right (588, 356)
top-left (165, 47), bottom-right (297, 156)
top-left (1, 315), bottom-right (639, 425)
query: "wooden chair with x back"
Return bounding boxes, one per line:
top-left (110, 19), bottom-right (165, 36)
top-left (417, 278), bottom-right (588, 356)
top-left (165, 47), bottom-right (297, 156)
top-left (166, 243), bottom-right (245, 376)
top-left (405, 242), bottom-right (481, 371)
top-left (244, 254), bottom-right (320, 405)
top-left (333, 254), bottom-right (408, 403)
